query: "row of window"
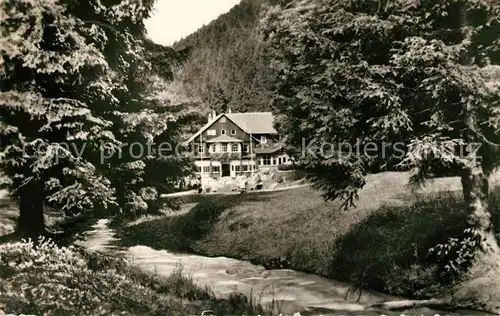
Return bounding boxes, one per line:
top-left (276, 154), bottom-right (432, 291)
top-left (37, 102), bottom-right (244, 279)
top-left (206, 128), bottom-right (267, 144)
top-left (259, 155), bottom-right (287, 166)
top-left (196, 165), bottom-right (257, 173)
top-left (198, 144), bottom-right (250, 153)
top-left (233, 165), bottom-right (257, 171)
top-left (197, 166), bottom-right (220, 173)
top-left (195, 153), bottom-right (288, 166)
top-left (196, 155), bottom-right (289, 173)
top-left (207, 129), bottom-right (237, 136)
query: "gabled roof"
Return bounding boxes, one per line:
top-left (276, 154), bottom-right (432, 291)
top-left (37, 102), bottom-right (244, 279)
top-left (206, 135), bottom-right (242, 143)
top-left (226, 112), bottom-right (278, 134)
top-left (185, 112), bottom-right (278, 144)
top-left (185, 113), bottom-right (225, 144)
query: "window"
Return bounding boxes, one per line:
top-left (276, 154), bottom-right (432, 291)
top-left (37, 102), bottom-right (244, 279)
top-left (221, 129), bottom-right (226, 135)
top-left (263, 155), bottom-right (271, 165)
top-left (260, 135), bottom-right (267, 144)
top-left (244, 144), bottom-right (249, 153)
top-left (207, 129), bottom-right (216, 136)
top-left (231, 144), bottom-right (239, 152)
top-left (283, 157), bottom-right (287, 163)
top-left (203, 166), bottom-right (210, 173)
top-left (231, 129), bottom-right (236, 135)
top-left (235, 165), bottom-right (240, 172)
top-left (272, 158), bottom-right (277, 165)
top-left (198, 145), bottom-right (204, 153)
top-left (196, 166), bottom-right (201, 172)
top-left (242, 165), bottom-right (248, 171)
top-left (212, 166), bottom-right (220, 173)
top-left (221, 144), bottom-right (228, 152)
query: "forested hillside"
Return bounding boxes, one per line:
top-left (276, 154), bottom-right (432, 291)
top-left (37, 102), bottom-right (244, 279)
top-left (172, 0), bottom-right (286, 113)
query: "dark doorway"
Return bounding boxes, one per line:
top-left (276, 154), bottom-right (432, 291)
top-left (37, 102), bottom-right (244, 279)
top-left (222, 163), bottom-right (230, 177)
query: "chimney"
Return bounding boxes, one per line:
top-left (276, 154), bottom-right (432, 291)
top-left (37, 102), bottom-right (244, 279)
top-left (228, 108), bottom-right (232, 113)
top-left (207, 112), bottom-right (212, 122)
top-left (212, 110), bottom-right (216, 118)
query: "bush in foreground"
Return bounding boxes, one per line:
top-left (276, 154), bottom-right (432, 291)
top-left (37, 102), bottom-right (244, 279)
top-left (0, 238), bottom-right (262, 316)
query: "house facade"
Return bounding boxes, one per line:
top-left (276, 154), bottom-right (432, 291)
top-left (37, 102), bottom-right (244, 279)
top-left (185, 110), bottom-right (291, 178)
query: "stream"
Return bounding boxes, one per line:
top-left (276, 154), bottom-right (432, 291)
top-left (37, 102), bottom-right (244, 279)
top-left (78, 219), bottom-right (487, 315)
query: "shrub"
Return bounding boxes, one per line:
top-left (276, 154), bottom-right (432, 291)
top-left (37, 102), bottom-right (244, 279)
top-left (1, 238), bottom-right (164, 315)
top-left (277, 164), bottom-right (295, 171)
top-left (289, 169), bottom-right (308, 181)
top-left (0, 238), bottom-right (262, 316)
top-left (270, 169), bottom-right (308, 182)
top-left (327, 189), bottom-right (500, 298)
top-left (428, 227), bottom-right (484, 283)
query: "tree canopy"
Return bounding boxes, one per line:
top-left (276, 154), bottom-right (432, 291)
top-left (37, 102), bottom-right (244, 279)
top-left (264, 0), bottom-right (500, 310)
top-left (0, 0), bottom-right (195, 238)
top-left (264, 0), bottom-right (500, 205)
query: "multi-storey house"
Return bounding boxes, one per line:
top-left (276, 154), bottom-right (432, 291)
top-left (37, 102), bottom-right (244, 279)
top-left (185, 110), bottom-right (291, 178)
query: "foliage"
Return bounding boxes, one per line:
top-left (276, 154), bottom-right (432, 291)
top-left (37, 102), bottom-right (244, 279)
top-left (1, 238), bottom-right (173, 315)
top-left (80, 9), bottom-right (198, 220)
top-left (263, 0), bottom-right (500, 206)
top-left (428, 227), bottom-right (485, 282)
top-left (0, 0), bottom-right (132, 221)
top-left (330, 190), bottom-right (500, 298)
top-left (0, 0), bottom-right (197, 234)
top-left (329, 191), bottom-right (470, 297)
top-left (0, 238), bottom-right (262, 316)
top-left (276, 164), bottom-right (296, 171)
top-left (263, 3), bottom-right (500, 309)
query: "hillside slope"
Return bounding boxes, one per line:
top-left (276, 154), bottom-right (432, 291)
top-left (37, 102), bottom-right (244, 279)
top-left (172, 0), bottom-right (283, 113)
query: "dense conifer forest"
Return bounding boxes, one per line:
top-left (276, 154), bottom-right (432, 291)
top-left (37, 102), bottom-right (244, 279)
top-left (171, 0), bottom-right (287, 113)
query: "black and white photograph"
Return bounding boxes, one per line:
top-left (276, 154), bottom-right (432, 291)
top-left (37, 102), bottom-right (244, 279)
top-left (1, 0), bottom-right (500, 315)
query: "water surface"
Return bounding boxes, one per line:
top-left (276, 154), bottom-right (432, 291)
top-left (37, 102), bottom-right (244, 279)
top-left (80, 219), bottom-right (487, 315)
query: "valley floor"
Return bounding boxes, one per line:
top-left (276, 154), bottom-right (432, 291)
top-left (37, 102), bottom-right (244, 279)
top-left (118, 171), bottom-right (500, 311)
top-left (2, 171), bottom-right (500, 314)
top-left (81, 218), bottom-right (488, 315)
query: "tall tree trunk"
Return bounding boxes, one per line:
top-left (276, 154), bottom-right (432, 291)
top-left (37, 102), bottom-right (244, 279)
top-left (456, 19), bottom-right (500, 307)
top-left (456, 6), bottom-right (500, 309)
top-left (17, 178), bottom-right (45, 240)
top-left (461, 165), bottom-right (495, 237)
top-left (458, 0), bottom-right (499, 255)
top-left (455, 164), bottom-right (500, 314)
top-left (460, 162), bottom-right (499, 256)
